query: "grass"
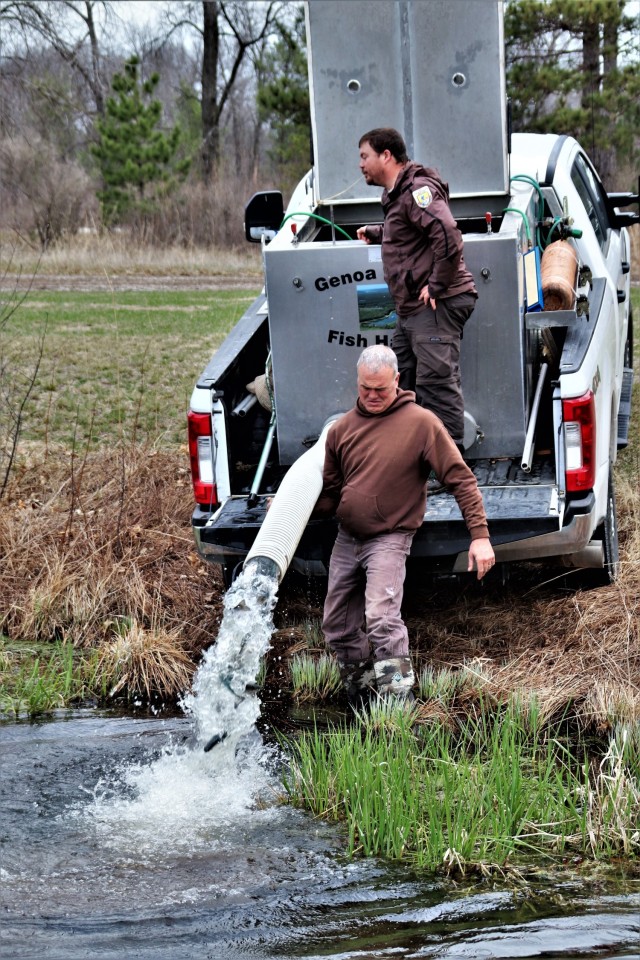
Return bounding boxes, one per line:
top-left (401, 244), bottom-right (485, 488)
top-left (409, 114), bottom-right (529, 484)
top-left (2, 232), bottom-right (262, 278)
top-left (289, 653), bottom-right (342, 702)
top-left (417, 664), bottom-right (467, 703)
top-left (1, 287), bottom-right (260, 449)
top-left (0, 637), bottom-right (102, 715)
top-left (281, 698), bottom-right (640, 873)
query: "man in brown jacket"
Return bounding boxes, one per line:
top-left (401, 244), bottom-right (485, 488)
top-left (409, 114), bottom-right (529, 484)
top-left (357, 127), bottom-right (477, 451)
top-left (316, 345), bottom-right (494, 705)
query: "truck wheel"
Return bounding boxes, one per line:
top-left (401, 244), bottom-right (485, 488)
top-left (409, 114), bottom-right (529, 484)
top-left (585, 469), bottom-right (620, 588)
top-left (601, 470), bottom-right (620, 582)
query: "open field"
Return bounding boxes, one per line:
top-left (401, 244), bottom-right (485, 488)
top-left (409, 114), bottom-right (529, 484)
top-left (2, 287), bottom-right (260, 448)
top-left (0, 238), bottom-right (639, 731)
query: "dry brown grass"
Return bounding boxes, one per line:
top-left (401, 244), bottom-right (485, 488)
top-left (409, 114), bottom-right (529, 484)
top-left (0, 439), bottom-right (638, 724)
top-left (401, 474), bottom-right (640, 731)
top-left (97, 619), bottom-right (195, 701)
top-left (1, 231), bottom-right (263, 281)
top-left (0, 445), bottom-right (223, 699)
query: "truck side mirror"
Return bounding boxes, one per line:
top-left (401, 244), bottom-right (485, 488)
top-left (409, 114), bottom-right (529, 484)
top-left (606, 177), bottom-right (639, 229)
top-left (244, 191), bottom-right (285, 243)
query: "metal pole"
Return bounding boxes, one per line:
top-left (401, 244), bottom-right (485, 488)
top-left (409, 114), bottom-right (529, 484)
top-left (521, 362), bottom-right (548, 473)
top-left (231, 393), bottom-right (258, 418)
top-left (247, 415), bottom-right (277, 507)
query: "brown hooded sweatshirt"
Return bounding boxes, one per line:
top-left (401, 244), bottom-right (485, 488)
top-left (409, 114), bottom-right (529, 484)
top-left (316, 389), bottom-right (489, 541)
top-left (364, 162), bottom-right (476, 316)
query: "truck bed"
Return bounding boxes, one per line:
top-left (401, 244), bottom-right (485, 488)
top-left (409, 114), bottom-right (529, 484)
top-left (195, 456), bottom-right (561, 575)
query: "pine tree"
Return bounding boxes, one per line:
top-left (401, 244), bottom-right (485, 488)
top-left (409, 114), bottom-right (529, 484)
top-left (92, 56), bottom-right (190, 226)
top-left (256, 9), bottom-right (311, 190)
top-left (505, 0), bottom-right (639, 187)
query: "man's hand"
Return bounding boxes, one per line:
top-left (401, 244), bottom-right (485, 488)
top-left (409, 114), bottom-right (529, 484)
top-left (468, 537), bottom-right (495, 580)
top-left (418, 284), bottom-right (436, 310)
top-left (357, 226), bottom-right (371, 244)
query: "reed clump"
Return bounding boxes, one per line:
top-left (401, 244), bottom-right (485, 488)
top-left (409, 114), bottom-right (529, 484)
top-left (97, 618), bottom-right (194, 700)
top-left (289, 653), bottom-right (342, 703)
top-left (281, 698), bottom-right (640, 873)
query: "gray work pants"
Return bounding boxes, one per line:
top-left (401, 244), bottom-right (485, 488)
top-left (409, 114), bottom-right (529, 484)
top-left (322, 527), bottom-right (414, 662)
top-left (392, 292), bottom-right (476, 445)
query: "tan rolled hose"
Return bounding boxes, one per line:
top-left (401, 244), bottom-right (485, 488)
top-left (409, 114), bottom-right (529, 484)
top-left (541, 240), bottom-right (578, 311)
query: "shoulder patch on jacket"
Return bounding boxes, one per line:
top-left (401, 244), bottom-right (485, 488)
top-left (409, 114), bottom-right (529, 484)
top-left (412, 186), bottom-right (433, 208)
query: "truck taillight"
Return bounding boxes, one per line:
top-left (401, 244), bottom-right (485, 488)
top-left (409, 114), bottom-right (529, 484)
top-left (563, 391), bottom-right (596, 492)
top-left (188, 411), bottom-right (218, 508)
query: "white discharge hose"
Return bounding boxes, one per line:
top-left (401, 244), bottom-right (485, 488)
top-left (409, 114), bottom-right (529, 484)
top-left (244, 418), bottom-right (338, 582)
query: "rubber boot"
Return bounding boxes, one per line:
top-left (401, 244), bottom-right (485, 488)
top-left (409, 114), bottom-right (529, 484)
top-left (338, 658), bottom-right (376, 710)
top-left (374, 656), bottom-right (416, 702)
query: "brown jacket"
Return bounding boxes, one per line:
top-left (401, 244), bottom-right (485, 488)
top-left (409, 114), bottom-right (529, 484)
top-left (315, 389), bottom-right (489, 541)
top-left (364, 162), bottom-right (476, 316)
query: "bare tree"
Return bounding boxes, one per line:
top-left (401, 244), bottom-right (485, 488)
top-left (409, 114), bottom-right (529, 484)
top-left (0, 133), bottom-right (94, 248)
top-left (0, 0), bottom-right (116, 117)
top-left (160, 1), bottom-right (289, 180)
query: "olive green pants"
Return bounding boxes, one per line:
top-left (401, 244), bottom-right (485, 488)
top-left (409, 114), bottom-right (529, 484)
top-left (392, 292), bottom-right (476, 445)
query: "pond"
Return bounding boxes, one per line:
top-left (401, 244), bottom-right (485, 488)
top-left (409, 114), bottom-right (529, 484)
top-left (2, 568), bottom-right (639, 959)
top-left (2, 708), bottom-right (639, 960)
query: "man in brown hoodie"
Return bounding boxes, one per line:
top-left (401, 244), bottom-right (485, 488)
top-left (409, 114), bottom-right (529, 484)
top-left (357, 127), bottom-right (477, 451)
top-left (316, 345), bottom-right (494, 705)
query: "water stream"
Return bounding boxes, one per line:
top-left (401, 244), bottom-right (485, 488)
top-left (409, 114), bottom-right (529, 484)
top-left (2, 567), bottom-right (639, 958)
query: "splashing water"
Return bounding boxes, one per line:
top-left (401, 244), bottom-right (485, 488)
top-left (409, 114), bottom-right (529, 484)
top-left (182, 564), bottom-right (279, 750)
top-left (77, 564), bottom-right (281, 856)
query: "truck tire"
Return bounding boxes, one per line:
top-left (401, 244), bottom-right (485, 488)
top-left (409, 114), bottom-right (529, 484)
top-left (600, 469), bottom-right (620, 582)
top-left (583, 468), bottom-right (620, 588)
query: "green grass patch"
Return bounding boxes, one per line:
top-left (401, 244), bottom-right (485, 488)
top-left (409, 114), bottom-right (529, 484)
top-left (281, 698), bottom-right (640, 873)
top-left (290, 653), bottom-right (342, 702)
top-left (417, 664), bottom-right (467, 704)
top-left (0, 638), bottom-right (103, 716)
top-left (2, 287), bottom-right (260, 449)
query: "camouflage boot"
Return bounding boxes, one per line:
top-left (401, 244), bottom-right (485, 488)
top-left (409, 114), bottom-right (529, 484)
top-left (374, 657), bottom-right (416, 702)
top-left (338, 658), bottom-right (376, 709)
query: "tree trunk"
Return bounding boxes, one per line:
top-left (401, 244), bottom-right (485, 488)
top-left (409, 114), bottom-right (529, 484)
top-left (581, 13), bottom-right (600, 106)
top-left (580, 9), bottom-right (601, 166)
top-left (201, 0), bottom-right (220, 181)
top-left (84, 0), bottom-right (105, 116)
top-left (599, 6), bottom-right (621, 186)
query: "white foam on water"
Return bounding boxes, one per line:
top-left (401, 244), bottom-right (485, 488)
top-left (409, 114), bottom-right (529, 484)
top-left (79, 566), bottom-right (282, 855)
top-left (81, 733), bottom-right (281, 857)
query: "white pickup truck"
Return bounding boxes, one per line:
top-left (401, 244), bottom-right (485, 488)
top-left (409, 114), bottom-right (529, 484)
top-left (187, 0), bottom-right (638, 589)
